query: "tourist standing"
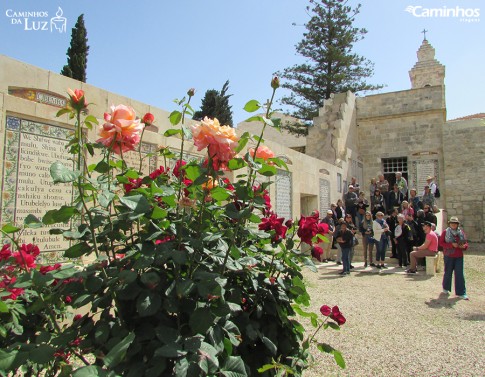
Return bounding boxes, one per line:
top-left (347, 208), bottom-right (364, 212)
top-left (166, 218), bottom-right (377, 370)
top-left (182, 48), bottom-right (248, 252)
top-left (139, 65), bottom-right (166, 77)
top-left (335, 222), bottom-right (353, 275)
top-left (395, 172), bottom-right (408, 199)
top-left (320, 210), bottom-right (335, 262)
top-left (360, 211), bottom-right (375, 267)
top-left (376, 174), bottom-right (390, 211)
top-left (387, 208), bottom-right (399, 259)
top-left (356, 191), bottom-right (369, 228)
top-left (371, 189), bottom-right (386, 218)
top-left (406, 221), bottom-right (438, 274)
top-left (369, 177), bottom-right (376, 198)
top-left (373, 211), bottom-right (390, 269)
top-left (344, 185), bottom-right (358, 226)
top-left (394, 214), bottom-right (411, 268)
top-left (409, 188), bottom-right (422, 212)
top-left (335, 199), bottom-right (345, 221)
top-left (439, 217), bottom-right (469, 299)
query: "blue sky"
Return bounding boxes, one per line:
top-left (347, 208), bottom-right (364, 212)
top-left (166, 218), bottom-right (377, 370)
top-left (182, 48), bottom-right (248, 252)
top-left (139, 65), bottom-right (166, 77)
top-left (1, 0), bottom-right (483, 123)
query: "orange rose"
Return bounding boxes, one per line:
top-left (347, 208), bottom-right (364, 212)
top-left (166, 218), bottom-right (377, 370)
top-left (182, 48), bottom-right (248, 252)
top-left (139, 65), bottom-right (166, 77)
top-left (97, 105), bottom-right (143, 154)
top-left (248, 145), bottom-right (275, 161)
top-left (67, 88), bottom-right (87, 111)
top-left (191, 117), bottom-right (239, 169)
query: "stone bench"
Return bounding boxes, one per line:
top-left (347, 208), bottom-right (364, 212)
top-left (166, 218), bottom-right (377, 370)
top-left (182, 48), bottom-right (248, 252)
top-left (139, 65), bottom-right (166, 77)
top-left (425, 252), bottom-right (443, 276)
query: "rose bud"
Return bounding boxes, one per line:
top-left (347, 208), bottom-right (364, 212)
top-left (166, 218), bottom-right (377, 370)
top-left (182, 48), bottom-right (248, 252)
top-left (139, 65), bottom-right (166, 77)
top-left (142, 112), bottom-right (155, 125)
top-left (187, 88), bottom-right (196, 97)
top-left (271, 76), bottom-right (280, 89)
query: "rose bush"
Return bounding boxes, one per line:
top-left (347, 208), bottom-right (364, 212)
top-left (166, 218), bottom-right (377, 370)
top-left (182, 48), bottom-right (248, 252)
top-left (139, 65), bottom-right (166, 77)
top-left (0, 80), bottom-right (345, 376)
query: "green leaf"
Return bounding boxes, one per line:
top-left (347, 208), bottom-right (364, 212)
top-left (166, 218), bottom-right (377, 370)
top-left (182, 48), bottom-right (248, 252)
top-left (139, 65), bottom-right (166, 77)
top-left (120, 195), bottom-right (150, 214)
top-left (94, 160), bottom-right (110, 173)
top-left (0, 349), bottom-right (28, 372)
top-left (56, 108), bottom-right (72, 117)
top-left (29, 344), bottom-right (55, 364)
top-left (155, 344), bottom-right (187, 358)
top-left (64, 242), bottom-right (91, 258)
top-left (24, 214), bottom-right (42, 228)
top-left (317, 342), bottom-right (334, 354)
top-left (234, 134), bottom-right (249, 154)
top-left (243, 100), bottom-right (261, 113)
top-left (103, 332), bottom-right (135, 368)
top-left (73, 366), bottom-right (108, 377)
top-left (43, 206), bottom-right (79, 225)
top-left (84, 115), bottom-right (99, 125)
top-left (189, 308), bottom-right (214, 334)
top-left (169, 111), bottom-right (182, 126)
top-left (227, 158), bottom-right (247, 171)
top-left (211, 187), bottom-right (231, 202)
top-left (151, 206), bottom-right (167, 220)
top-left (136, 291), bottom-right (162, 317)
top-left (257, 164), bottom-right (276, 176)
top-left (333, 350), bottom-right (346, 369)
top-left (0, 301), bottom-right (8, 313)
top-left (243, 115), bottom-right (264, 123)
top-left (1, 224), bottom-right (20, 234)
top-left (50, 162), bottom-right (81, 183)
top-left (262, 337), bottom-right (277, 355)
top-left (327, 322), bottom-right (340, 330)
top-left (164, 129), bottom-right (183, 137)
top-left (140, 272), bottom-right (161, 288)
top-left (248, 214), bottom-right (262, 224)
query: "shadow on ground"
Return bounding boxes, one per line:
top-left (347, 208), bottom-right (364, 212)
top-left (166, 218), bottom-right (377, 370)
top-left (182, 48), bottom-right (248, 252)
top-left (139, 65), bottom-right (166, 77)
top-left (425, 293), bottom-right (460, 309)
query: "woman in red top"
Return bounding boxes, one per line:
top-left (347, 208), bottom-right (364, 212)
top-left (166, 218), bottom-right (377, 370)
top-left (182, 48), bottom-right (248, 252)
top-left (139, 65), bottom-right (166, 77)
top-left (439, 217), bottom-right (469, 300)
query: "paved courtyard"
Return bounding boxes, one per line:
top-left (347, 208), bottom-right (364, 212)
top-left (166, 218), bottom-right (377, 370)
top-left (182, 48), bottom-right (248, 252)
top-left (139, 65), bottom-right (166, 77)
top-left (301, 244), bottom-right (485, 377)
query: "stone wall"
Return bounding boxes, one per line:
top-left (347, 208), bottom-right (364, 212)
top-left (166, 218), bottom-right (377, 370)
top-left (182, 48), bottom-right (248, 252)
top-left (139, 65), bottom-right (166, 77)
top-left (443, 118), bottom-right (485, 242)
top-left (356, 85), bottom-right (446, 200)
top-left (0, 55), bottom-right (349, 258)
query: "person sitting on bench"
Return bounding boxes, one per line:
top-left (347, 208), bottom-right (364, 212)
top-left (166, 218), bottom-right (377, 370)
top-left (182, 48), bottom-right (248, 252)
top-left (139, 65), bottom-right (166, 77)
top-left (406, 221), bottom-right (438, 274)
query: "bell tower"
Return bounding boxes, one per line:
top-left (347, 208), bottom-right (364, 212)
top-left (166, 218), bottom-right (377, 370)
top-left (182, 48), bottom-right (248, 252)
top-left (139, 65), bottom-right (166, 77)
top-left (409, 31), bottom-right (445, 88)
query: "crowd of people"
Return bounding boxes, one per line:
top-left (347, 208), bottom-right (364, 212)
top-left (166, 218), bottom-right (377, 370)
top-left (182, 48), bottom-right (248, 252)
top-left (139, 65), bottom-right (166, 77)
top-left (315, 173), bottom-right (469, 299)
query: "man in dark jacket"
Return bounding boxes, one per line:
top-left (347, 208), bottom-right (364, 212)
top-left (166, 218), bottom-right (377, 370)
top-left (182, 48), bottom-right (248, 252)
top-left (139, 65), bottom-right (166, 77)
top-left (335, 222), bottom-right (353, 275)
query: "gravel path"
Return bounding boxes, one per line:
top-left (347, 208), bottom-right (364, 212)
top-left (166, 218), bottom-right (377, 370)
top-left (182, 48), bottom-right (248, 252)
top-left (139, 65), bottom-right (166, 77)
top-left (301, 244), bottom-right (485, 377)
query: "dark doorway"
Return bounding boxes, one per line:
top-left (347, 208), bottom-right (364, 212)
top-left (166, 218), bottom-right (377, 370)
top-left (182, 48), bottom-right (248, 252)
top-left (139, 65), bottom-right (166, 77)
top-left (382, 157), bottom-right (408, 190)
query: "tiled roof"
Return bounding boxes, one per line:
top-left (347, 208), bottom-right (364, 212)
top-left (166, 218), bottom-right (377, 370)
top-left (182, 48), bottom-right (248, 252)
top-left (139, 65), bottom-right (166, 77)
top-left (448, 113), bottom-right (485, 121)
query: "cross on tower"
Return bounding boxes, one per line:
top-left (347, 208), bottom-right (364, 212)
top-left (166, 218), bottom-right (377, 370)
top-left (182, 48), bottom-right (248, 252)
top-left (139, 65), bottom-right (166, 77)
top-left (421, 29), bottom-right (428, 41)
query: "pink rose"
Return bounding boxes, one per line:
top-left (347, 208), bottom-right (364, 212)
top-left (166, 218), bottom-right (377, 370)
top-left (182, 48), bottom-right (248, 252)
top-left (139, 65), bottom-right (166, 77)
top-left (191, 117), bottom-right (239, 170)
top-left (248, 145), bottom-right (275, 161)
top-left (97, 105), bottom-right (143, 155)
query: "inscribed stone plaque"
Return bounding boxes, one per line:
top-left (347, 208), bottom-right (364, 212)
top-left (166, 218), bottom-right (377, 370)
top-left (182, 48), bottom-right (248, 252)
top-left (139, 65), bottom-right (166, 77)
top-left (121, 142), bottom-right (158, 175)
top-left (412, 160), bottom-right (438, 194)
top-left (319, 179), bottom-right (330, 215)
top-left (1, 116), bottom-right (75, 259)
top-left (275, 170), bottom-right (292, 221)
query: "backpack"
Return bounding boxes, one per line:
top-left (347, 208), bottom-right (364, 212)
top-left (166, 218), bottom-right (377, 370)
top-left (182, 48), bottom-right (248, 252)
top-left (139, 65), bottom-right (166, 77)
top-left (434, 185), bottom-right (441, 198)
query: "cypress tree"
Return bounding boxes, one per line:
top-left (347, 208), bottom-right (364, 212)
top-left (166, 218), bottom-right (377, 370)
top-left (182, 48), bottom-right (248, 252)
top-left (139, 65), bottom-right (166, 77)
top-left (61, 14), bottom-right (89, 82)
top-left (193, 80), bottom-right (234, 127)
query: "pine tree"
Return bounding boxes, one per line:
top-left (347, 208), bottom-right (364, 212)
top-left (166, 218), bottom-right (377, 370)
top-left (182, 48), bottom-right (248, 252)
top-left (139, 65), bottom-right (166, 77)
top-left (61, 14), bottom-right (89, 82)
top-left (193, 80), bottom-right (234, 127)
top-left (278, 0), bottom-right (382, 134)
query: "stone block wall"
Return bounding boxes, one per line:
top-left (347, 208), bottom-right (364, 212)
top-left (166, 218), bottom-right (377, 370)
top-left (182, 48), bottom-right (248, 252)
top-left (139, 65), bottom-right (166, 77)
top-left (356, 86), bottom-right (446, 198)
top-left (443, 118), bottom-right (485, 242)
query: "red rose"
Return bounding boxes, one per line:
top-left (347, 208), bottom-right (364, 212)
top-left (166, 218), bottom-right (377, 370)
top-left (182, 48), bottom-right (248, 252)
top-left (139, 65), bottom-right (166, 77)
top-left (297, 216), bottom-right (318, 245)
top-left (73, 314), bottom-right (82, 321)
top-left (320, 305), bottom-right (331, 317)
top-left (65, 296), bottom-right (72, 304)
top-left (13, 251), bottom-right (36, 270)
top-left (330, 305), bottom-right (346, 326)
top-left (142, 112), bottom-right (155, 125)
top-left (317, 222), bottom-right (329, 235)
top-left (0, 244), bottom-right (12, 261)
top-left (173, 160), bottom-right (187, 178)
top-left (19, 243), bottom-right (40, 257)
top-left (311, 246), bottom-right (323, 262)
top-left (39, 263), bottom-right (62, 275)
top-left (258, 213), bottom-right (287, 243)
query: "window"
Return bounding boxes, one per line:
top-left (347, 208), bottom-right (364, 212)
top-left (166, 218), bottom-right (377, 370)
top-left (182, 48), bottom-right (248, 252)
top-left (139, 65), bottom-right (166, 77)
top-left (382, 157), bottom-right (408, 174)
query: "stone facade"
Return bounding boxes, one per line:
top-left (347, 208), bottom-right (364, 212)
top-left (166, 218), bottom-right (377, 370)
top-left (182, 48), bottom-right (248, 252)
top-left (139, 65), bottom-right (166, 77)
top-left (442, 117), bottom-right (485, 242)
